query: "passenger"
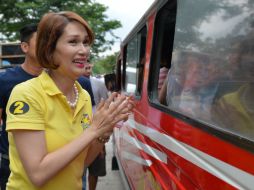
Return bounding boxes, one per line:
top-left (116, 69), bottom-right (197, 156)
top-left (159, 52), bottom-right (204, 109)
top-left (159, 51), bottom-right (220, 119)
top-left (5, 11), bottom-right (134, 190)
top-left (176, 53), bottom-right (209, 116)
top-left (158, 67), bottom-right (169, 91)
top-left (196, 56), bottom-right (223, 120)
top-left (158, 52), bottom-right (186, 106)
top-left (82, 61), bottom-right (109, 190)
top-left (212, 35), bottom-right (254, 137)
top-left (158, 71), bottom-right (169, 105)
top-left (158, 57), bottom-right (169, 91)
top-left (0, 23), bottom-right (43, 190)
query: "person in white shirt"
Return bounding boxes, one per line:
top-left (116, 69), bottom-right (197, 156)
top-left (83, 61), bottom-right (109, 190)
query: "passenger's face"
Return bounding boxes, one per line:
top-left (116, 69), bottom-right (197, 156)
top-left (201, 62), bottom-right (219, 85)
top-left (184, 57), bottom-right (204, 88)
top-left (53, 21), bottom-right (90, 79)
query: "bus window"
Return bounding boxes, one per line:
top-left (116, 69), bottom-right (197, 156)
top-left (115, 54), bottom-right (122, 92)
top-left (104, 73), bottom-right (116, 92)
top-left (124, 26), bottom-right (147, 96)
top-left (150, 0), bottom-right (254, 141)
top-left (136, 27), bottom-right (147, 95)
top-left (148, 1), bottom-right (176, 102)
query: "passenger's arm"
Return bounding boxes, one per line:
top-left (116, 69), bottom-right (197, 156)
top-left (158, 75), bottom-right (168, 105)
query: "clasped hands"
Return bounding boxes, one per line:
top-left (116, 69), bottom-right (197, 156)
top-left (90, 92), bottom-right (134, 141)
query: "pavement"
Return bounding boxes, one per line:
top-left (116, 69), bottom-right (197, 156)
top-left (86, 138), bottom-right (126, 190)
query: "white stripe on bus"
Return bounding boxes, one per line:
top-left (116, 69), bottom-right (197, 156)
top-left (123, 118), bottom-right (253, 190)
top-left (122, 132), bottom-right (167, 163)
top-left (121, 151), bottom-right (152, 166)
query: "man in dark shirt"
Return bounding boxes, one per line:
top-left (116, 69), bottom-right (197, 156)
top-left (78, 76), bottom-right (95, 106)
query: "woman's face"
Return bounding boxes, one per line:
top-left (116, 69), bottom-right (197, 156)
top-left (53, 21), bottom-right (90, 79)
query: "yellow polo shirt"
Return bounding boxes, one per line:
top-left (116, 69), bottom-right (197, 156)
top-left (6, 71), bottom-right (92, 190)
top-left (217, 85), bottom-right (254, 133)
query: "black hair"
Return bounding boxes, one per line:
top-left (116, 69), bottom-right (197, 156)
top-left (19, 23), bottom-right (37, 43)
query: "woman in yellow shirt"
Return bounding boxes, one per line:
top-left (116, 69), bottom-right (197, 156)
top-left (6, 11), bottom-right (133, 190)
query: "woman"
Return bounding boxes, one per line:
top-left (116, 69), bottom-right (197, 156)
top-left (6, 11), bottom-right (133, 190)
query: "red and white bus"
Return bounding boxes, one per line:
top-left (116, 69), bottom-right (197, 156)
top-left (112, 0), bottom-right (254, 189)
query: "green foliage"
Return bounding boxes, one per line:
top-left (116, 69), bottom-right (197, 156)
top-left (0, 0), bottom-right (121, 56)
top-left (92, 52), bottom-right (118, 75)
top-left (174, 0), bottom-right (253, 53)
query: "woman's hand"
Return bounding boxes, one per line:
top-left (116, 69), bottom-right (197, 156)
top-left (85, 93), bottom-right (135, 166)
top-left (90, 92), bottom-right (134, 138)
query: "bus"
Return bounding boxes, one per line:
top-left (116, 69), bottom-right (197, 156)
top-left (0, 42), bottom-right (24, 69)
top-left (112, 0), bottom-right (254, 189)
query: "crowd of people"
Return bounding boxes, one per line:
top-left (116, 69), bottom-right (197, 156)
top-left (0, 11), bottom-right (134, 190)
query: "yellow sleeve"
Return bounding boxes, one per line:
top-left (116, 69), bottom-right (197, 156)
top-left (6, 82), bottom-right (45, 131)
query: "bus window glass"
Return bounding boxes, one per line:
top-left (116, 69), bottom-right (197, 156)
top-left (136, 27), bottom-right (147, 96)
top-left (124, 26), bottom-right (147, 96)
top-left (125, 37), bottom-right (138, 93)
top-left (153, 0), bottom-right (254, 140)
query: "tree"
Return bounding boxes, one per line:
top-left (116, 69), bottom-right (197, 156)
top-left (92, 52), bottom-right (118, 75)
top-left (0, 0), bottom-right (121, 56)
top-left (174, 0), bottom-right (254, 54)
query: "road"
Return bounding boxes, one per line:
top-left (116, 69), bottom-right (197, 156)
top-left (86, 138), bottom-right (126, 190)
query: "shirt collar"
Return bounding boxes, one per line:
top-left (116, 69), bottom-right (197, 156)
top-left (38, 70), bottom-right (89, 102)
top-left (39, 70), bottom-right (62, 96)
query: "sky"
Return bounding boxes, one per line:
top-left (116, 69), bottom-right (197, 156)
top-left (95, 0), bottom-right (154, 55)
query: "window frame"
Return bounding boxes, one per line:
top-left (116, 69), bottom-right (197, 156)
top-left (122, 26), bottom-right (147, 99)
